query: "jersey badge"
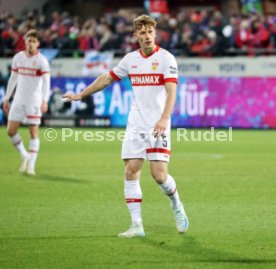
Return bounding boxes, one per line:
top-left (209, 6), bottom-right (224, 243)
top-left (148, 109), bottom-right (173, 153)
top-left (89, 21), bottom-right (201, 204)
top-left (152, 61), bottom-right (159, 71)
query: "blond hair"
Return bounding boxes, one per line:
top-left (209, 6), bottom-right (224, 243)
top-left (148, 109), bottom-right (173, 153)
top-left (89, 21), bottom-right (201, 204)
top-left (133, 14), bottom-right (157, 32)
top-left (25, 29), bottom-right (40, 41)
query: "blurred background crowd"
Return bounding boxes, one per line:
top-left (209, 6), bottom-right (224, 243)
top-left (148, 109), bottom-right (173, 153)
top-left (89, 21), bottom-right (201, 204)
top-left (1, 2), bottom-right (276, 57)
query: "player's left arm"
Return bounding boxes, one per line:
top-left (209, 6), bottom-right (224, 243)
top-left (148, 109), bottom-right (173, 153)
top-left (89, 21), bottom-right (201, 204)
top-left (153, 82), bottom-right (177, 137)
top-left (41, 58), bottom-right (51, 113)
top-left (153, 53), bottom-right (178, 137)
top-left (41, 73), bottom-right (50, 113)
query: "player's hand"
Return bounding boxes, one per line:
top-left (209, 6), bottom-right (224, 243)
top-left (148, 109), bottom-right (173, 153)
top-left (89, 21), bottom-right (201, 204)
top-left (41, 101), bottom-right (48, 113)
top-left (3, 100), bottom-right (10, 115)
top-left (62, 93), bottom-right (82, 101)
top-left (153, 117), bottom-right (169, 137)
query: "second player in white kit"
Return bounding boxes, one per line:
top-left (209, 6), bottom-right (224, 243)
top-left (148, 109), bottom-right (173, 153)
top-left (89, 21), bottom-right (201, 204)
top-left (8, 50), bottom-right (50, 125)
top-left (63, 15), bottom-right (189, 238)
top-left (4, 30), bottom-right (50, 175)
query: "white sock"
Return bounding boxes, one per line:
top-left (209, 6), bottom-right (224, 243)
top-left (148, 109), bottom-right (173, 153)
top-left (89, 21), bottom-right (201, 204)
top-left (10, 133), bottom-right (28, 159)
top-left (28, 138), bottom-right (40, 171)
top-left (124, 179), bottom-right (142, 225)
top-left (159, 174), bottom-right (181, 209)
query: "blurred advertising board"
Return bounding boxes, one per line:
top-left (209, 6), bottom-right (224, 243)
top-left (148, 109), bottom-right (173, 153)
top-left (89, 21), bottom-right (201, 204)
top-left (47, 76), bottom-right (276, 128)
top-left (1, 56), bottom-right (276, 128)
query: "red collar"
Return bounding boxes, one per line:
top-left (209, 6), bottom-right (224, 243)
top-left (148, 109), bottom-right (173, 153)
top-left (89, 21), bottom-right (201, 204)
top-left (139, 45), bottom-right (159, 58)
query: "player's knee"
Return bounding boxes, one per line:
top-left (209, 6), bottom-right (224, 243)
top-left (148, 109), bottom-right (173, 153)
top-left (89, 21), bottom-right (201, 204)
top-left (125, 165), bottom-right (139, 180)
top-left (151, 169), bottom-right (167, 184)
top-left (7, 128), bottom-right (16, 137)
top-left (125, 169), bottom-right (138, 180)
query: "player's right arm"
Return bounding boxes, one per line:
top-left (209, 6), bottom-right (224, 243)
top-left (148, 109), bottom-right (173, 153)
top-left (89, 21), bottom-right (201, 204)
top-left (3, 70), bottom-right (18, 114)
top-left (63, 54), bottom-right (129, 101)
top-left (62, 72), bottom-right (116, 101)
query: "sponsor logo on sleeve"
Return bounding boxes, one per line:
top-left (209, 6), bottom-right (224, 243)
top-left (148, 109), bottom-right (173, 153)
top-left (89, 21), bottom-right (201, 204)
top-left (170, 66), bottom-right (178, 74)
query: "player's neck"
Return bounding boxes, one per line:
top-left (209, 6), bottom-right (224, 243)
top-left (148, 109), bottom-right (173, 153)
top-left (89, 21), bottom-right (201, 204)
top-left (141, 45), bottom-right (156, 56)
top-left (25, 50), bottom-right (38, 57)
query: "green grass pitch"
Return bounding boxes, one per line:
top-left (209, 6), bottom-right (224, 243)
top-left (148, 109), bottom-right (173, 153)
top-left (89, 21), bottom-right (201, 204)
top-left (0, 127), bottom-right (275, 269)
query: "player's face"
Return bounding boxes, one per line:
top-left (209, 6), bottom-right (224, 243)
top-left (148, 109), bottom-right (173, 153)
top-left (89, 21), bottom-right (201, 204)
top-left (25, 36), bottom-right (40, 55)
top-left (135, 25), bottom-right (156, 52)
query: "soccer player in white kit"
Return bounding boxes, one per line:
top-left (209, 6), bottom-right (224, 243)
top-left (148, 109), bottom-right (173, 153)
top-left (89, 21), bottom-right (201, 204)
top-left (3, 30), bottom-right (50, 175)
top-left (63, 15), bottom-right (188, 237)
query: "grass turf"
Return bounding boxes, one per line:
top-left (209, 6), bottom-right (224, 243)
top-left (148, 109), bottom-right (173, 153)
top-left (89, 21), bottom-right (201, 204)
top-left (0, 127), bottom-right (275, 269)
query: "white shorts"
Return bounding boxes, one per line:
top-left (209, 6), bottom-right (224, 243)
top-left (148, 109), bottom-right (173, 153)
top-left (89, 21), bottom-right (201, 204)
top-left (8, 102), bottom-right (42, 125)
top-left (122, 128), bottom-right (171, 162)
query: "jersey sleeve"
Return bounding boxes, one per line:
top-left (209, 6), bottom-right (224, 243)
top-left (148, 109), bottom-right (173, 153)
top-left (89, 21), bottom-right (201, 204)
top-left (11, 53), bottom-right (19, 72)
top-left (163, 53), bottom-right (178, 84)
top-left (109, 55), bottom-right (129, 81)
top-left (41, 56), bottom-right (50, 74)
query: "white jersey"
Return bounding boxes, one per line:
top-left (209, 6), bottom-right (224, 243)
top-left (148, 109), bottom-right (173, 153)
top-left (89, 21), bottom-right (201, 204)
top-left (11, 51), bottom-right (50, 105)
top-left (110, 46), bottom-right (178, 129)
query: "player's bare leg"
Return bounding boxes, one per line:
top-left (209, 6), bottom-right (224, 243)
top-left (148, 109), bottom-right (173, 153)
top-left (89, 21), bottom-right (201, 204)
top-left (7, 121), bottom-right (29, 172)
top-left (27, 125), bottom-right (40, 175)
top-left (150, 160), bottom-right (189, 234)
top-left (118, 158), bottom-right (145, 238)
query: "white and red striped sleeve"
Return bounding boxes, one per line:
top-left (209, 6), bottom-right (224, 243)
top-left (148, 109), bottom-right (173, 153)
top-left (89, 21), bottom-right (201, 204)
top-left (11, 53), bottom-right (19, 72)
top-left (163, 53), bottom-right (178, 84)
top-left (40, 56), bottom-right (50, 75)
top-left (4, 54), bottom-right (19, 100)
top-left (40, 56), bottom-right (51, 101)
top-left (109, 55), bottom-right (129, 81)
